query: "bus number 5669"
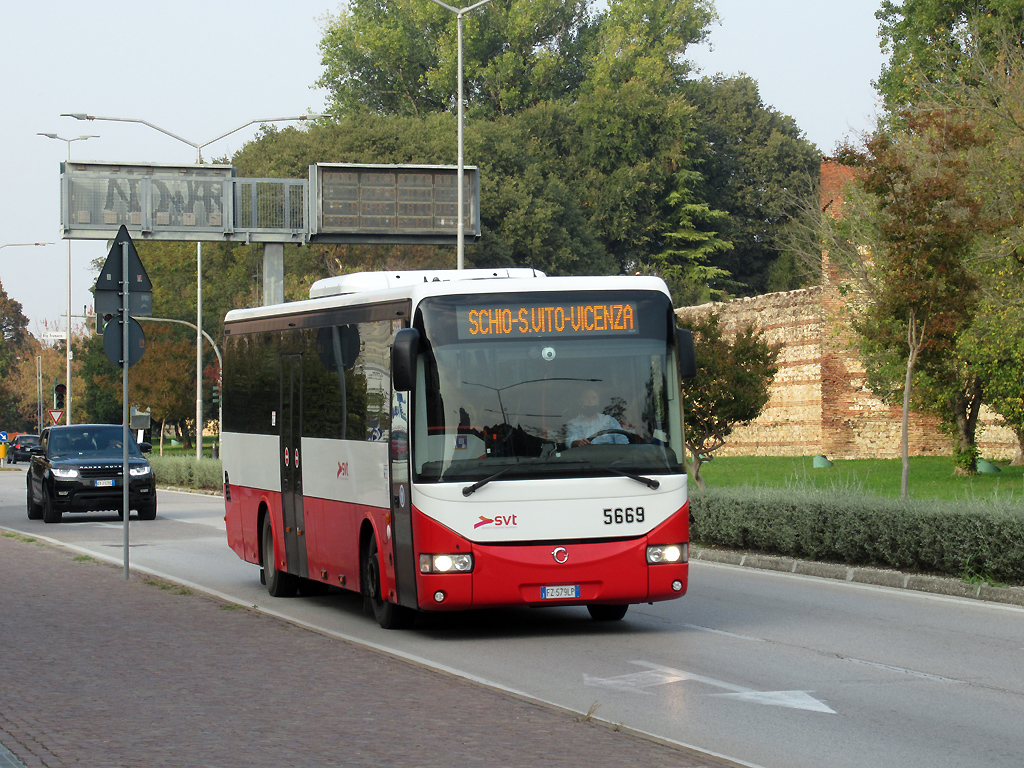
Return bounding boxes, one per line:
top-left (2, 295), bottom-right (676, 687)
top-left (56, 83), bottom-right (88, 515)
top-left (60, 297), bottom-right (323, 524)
top-left (603, 507), bottom-right (644, 524)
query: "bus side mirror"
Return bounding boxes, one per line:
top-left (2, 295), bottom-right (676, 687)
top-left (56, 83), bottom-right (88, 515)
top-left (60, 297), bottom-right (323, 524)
top-left (676, 328), bottom-right (697, 380)
top-left (392, 328), bottom-right (420, 391)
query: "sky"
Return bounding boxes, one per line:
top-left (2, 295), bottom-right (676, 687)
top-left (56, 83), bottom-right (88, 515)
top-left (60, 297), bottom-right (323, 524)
top-left (0, 0), bottom-right (887, 340)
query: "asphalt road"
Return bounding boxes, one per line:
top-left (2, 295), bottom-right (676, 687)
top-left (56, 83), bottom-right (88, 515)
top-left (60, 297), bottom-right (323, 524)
top-left (2, 468), bottom-right (1023, 768)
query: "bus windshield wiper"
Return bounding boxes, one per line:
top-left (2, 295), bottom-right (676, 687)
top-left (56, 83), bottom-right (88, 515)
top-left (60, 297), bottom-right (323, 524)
top-left (604, 466), bottom-right (660, 490)
top-left (462, 463), bottom-right (521, 496)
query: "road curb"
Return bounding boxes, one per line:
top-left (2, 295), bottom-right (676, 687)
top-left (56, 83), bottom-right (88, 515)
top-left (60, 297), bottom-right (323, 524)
top-left (692, 546), bottom-right (1024, 608)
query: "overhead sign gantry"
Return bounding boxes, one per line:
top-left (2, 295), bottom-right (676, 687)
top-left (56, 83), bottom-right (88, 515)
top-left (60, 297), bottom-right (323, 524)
top-left (59, 162), bottom-right (480, 246)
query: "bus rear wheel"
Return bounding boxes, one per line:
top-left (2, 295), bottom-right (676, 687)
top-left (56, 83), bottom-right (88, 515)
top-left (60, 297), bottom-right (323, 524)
top-left (261, 515), bottom-right (298, 597)
top-left (587, 604), bottom-right (629, 621)
top-left (363, 536), bottom-right (414, 630)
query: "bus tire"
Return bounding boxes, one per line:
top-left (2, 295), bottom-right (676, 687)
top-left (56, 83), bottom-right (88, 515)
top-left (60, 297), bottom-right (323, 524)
top-left (261, 515), bottom-right (298, 598)
top-left (363, 536), bottom-right (414, 630)
top-left (587, 603), bottom-right (629, 621)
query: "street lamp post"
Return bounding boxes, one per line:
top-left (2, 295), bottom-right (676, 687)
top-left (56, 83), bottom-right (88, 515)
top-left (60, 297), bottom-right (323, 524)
top-left (427, 0), bottom-right (492, 270)
top-left (62, 112), bottom-right (318, 459)
top-left (37, 133), bottom-right (98, 426)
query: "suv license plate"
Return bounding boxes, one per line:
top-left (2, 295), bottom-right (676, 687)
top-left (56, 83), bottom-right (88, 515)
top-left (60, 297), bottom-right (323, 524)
top-left (541, 584), bottom-right (580, 600)
top-left (95, 479), bottom-right (115, 487)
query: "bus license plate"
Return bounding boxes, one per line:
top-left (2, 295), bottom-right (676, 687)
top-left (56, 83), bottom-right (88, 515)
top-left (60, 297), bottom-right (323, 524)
top-left (95, 479), bottom-right (115, 487)
top-left (541, 584), bottom-right (580, 600)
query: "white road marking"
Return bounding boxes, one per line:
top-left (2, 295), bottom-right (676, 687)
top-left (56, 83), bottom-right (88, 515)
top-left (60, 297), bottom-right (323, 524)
top-left (584, 660), bottom-right (836, 714)
top-left (679, 623), bottom-right (765, 642)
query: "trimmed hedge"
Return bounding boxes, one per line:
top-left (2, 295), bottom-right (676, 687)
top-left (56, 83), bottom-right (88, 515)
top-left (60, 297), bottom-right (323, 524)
top-left (690, 485), bottom-right (1024, 585)
top-left (149, 456), bottom-right (223, 492)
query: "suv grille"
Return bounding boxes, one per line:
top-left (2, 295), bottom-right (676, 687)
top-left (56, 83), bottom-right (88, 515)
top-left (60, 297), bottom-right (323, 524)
top-left (78, 464), bottom-right (124, 478)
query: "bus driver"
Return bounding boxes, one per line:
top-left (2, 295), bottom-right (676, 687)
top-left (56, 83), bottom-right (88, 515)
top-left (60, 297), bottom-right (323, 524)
top-left (566, 387), bottom-right (629, 447)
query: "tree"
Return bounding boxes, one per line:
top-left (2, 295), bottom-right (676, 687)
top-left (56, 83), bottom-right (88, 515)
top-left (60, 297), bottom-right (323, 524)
top-left (686, 75), bottom-right (822, 295)
top-left (311, 0), bottom-right (731, 281)
top-left (967, 256), bottom-right (1024, 464)
top-left (0, 280), bottom-right (31, 429)
top-left (848, 108), bottom-right (991, 490)
top-left (0, 279), bottom-right (29, 379)
top-left (866, 21), bottom-right (1024, 469)
top-left (316, 0), bottom-right (599, 118)
top-left (77, 324), bottom-right (199, 446)
top-left (582, 0), bottom-right (715, 93)
top-left (876, 0), bottom-right (1024, 115)
top-left (569, 0), bottom-right (721, 276)
top-left (932, 28), bottom-right (1024, 463)
top-left (640, 180), bottom-right (732, 305)
top-left (676, 312), bottom-right (780, 489)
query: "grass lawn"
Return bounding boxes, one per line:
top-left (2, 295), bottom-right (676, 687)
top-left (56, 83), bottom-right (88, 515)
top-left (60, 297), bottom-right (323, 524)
top-left (696, 455), bottom-right (1024, 502)
top-left (152, 435), bottom-right (220, 458)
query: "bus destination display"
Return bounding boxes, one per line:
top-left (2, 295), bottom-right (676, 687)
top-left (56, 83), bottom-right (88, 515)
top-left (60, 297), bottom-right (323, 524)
top-left (457, 301), bottom-right (639, 339)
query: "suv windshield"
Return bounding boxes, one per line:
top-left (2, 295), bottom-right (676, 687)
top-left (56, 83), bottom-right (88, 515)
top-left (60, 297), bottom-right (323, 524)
top-left (411, 291), bottom-right (685, 483)
top-left (47, 426), bottom-right (143, 459)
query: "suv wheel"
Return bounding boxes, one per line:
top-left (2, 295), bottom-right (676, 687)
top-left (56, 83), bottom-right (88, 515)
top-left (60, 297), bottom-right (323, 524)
top-left (26, 481), bottom-right (42, 520)
top-left (138, 498), bottom-right (157, 521)
top-left (42, 489), bottom-right (62, 524)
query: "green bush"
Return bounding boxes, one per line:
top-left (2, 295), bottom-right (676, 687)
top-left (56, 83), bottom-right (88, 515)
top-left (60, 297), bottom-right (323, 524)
top-left (690, 485), bottom-right (1024, 584)
top-left (149, 456), bottom-right (223, 492)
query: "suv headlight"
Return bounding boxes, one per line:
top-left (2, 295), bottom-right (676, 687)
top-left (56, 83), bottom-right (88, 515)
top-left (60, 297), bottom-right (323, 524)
top-left (51, 467), bottom-right (80, 479)
top-left (646, 543), bottom-right (688, 564)
top-left (420, 553), bottom-right (474, 574)
top-left (129, 465), bottom-right (152, 477)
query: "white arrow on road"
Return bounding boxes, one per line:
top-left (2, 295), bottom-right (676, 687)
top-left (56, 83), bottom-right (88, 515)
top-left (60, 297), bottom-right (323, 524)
top-left (584, 660), bottom-right (835, 714)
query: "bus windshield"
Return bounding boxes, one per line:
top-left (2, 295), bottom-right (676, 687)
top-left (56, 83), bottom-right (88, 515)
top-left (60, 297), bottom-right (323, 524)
top-left (412, 291), bottom-right (685, 484)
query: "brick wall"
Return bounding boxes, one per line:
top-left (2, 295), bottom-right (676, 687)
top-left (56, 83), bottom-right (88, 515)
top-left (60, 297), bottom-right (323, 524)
top-left (676, 287), bottom-right (1017, 460)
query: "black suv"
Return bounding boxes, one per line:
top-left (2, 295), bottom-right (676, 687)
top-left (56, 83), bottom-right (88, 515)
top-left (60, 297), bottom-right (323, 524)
top-left (26, 424), bottom-right (157, 524)
top-left (9, 434), bottom-right (40, 464)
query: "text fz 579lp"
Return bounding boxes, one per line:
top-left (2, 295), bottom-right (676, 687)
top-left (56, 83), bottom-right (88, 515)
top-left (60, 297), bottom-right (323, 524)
top-left (222, 270), bottom-right (697, 628)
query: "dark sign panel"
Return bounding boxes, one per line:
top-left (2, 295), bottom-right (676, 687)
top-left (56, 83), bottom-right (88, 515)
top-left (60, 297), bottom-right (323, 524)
top-left (311, 163), bottom-right (480, 244)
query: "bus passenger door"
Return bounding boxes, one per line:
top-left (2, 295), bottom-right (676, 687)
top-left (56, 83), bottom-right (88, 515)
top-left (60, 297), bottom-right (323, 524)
top-left (279, 353), bottom-right (308, 579)
top-left (390, 388), bottom-right (417, 608)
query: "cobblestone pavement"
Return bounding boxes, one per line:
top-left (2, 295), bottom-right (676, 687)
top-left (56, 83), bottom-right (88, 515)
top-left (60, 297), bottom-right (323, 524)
top-left (0, 533), bottom-right (746, 768)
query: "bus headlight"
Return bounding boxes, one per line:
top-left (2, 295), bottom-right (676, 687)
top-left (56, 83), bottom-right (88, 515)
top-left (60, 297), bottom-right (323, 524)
top-left (646, 543), bottom-right (688, 564)
top-left (420, 553), bottom-right (474, 574)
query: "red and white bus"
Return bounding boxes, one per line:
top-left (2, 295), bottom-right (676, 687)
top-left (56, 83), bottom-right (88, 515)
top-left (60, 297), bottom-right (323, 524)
top-left (222, 269), bottom-right (696, 628)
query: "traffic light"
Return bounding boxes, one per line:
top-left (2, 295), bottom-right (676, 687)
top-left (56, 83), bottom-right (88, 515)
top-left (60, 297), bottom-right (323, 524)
top-left (211, 384), bottom-right (220, 406)
top-left (96, 311), bottom-right (117, 333)
top-left (54, 383), bottom-right (67, 409)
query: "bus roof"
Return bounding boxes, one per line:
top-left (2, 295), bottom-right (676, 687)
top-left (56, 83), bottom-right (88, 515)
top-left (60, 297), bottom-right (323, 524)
top-left (224, 271), bottom-right (671, 325)
top-left (309, 269), bottom-right (545, 298)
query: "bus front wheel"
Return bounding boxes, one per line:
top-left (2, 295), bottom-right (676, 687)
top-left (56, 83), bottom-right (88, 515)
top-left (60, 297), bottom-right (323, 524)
top-left (363, 536), bottom-right (414, 630)
top-left (261, 515), bottom-right (298, 598)
top-left (587, 604), bottom-right (629, 621)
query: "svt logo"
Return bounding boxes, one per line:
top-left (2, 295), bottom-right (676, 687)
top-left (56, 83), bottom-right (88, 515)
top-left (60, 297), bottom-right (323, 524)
top-left (474, 514), bottom-right (518, 529)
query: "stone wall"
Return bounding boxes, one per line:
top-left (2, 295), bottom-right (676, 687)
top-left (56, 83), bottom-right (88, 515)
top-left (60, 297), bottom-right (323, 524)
top-left (676, 288), bottom-right (1017, 460)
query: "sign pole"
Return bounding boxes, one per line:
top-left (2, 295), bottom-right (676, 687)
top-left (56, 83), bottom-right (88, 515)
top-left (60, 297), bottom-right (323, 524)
top-left (122, 237), bottom-right (130, 580)
top-left (94, 225), bottom-right (151, 581)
